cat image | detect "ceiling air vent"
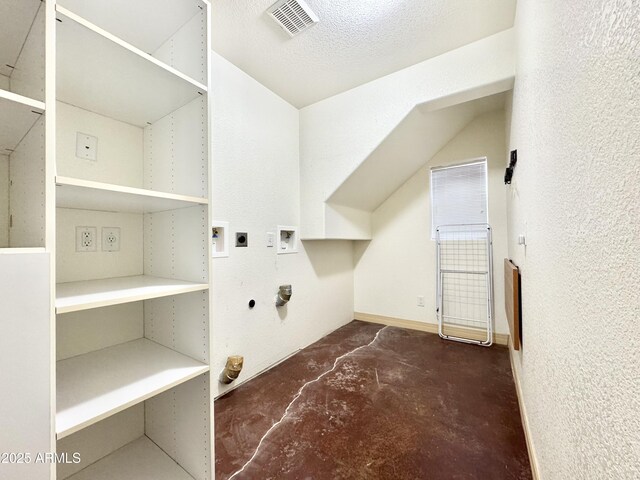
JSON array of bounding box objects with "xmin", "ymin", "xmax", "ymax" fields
[{"xmin": 268, "ymin": 0, "xmax": 319, "ymax": 37}]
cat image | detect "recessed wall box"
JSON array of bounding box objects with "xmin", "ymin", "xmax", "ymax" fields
[
  {"xmin": 276, "ymin": 225, "xmax": 298, "ymax": 254},
  {"xmin": 212, "ymin": 221, "xmax": 229, "ymax": 257}
]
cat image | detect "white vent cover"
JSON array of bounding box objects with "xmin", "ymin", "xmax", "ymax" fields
[{"xmin": 268, "ymin": 0, "xmax": 319, "ymax": 37}]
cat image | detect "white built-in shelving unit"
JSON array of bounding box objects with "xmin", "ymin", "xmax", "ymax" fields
[
  {"xmin": 0, "ymin": 1, "xmax": 213, "ymax": 479},
  {"xmin": 0, "ymin": 0, "xmax": 46, "ymax": 250}
]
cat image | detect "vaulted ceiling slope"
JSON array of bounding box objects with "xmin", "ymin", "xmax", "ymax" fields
[
  {"xmin": 327, "ymin": 92, "xmax": 508, "ymax": 212},
  {"xmin": 211, "ymin": 0, "xmax": 516, "ymax": 108}
]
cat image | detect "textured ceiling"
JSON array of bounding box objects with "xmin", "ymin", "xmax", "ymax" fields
[{"xmin": 211, "ymin": 0, "xmax": 516, "ymax": 108}]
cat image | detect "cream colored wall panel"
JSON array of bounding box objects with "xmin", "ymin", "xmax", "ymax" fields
[
  {"xmin": 57, "ymin": 303, "xmax": 143, "ymax": 361},
  {"xmin": 144, "ymin": 96, "xmax": 207, "ymax": 198},
  {"xmin": 56, "ymin": 208, "xmax": 143, "ymax": 283},
  {"xmin": 9, "ymin": 117, "xmax": 45, "ymax": 247},
  {"xmin": 354, "ymin": 110, "xmax": 509, "ymax": 334},
  {"xmin": 57, "ymin": 404, "xmax": 144, "ymax": 480},
  {"xmin": 146, "ymin": 375, "xmax": 211, "ymax": 480},
  {"xmin": 154, "ymin": 11, "xmax": 207, "ymax": 86},
  {"xmin": 144, "ymin": 206, "xmax": 208, "ymax": 283},
  {"xmin": 145, "ymin": 291, "xmax": 209, "ymax": 363},
  {"xmin": 0, "ymin": 0, "xmax": 40, "ymax": 78},
  {"xmin": 0, "ymin": 155, "xmax": 8, "ymax": 247},
  {"xmin": 0, "ymin": 251, "xmax": 51, "ymax": 480},
  {"xmin": 0, "ymin": 90, "xmax": 46, "ymax": 152},
  {"xmin": 0, "ymin": 75, "xmax": 9, "ymax": 90},
  {"xmin": 56, "ymin": 102, "xmax": 144, "ymax": 187},
  {"xmin": 9, "ymin": 4, "xmax": 45, "ymax": 102}
]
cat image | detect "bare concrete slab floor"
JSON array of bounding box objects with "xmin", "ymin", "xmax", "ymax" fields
[{"xmin": 215, "ymin": 320, "xmax": 532, "ymax": 479}]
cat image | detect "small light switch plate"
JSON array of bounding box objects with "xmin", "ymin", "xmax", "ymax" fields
[
  {"xmin": 417, "ymin": 295, "xmax": 425, "ymax": 307},
  {"xmin": 266, "ymin": 232, "xmax": 275, "ymax": 247},
  {"xmin": 76, "ymin": 132, "xmax": 98, "ymax": 161}
]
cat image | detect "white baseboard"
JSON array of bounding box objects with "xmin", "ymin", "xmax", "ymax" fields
[
  {"xmin": 354, "ymin": 312, "xmax": 509, "ymax": 346},
  {"xmin": 509, "ymin": 344, "xmax": 541, "ymax": 480}
]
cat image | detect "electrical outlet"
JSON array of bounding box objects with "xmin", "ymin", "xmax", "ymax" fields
[
  {"xmin": 266, "ymin": 232, "xmax": 275, "ymax": 247},
  {"xmin": 76, "ymin": 226, "xmax": 97, "ymax": 252},
  {"xmin": 235, "ymin": 232, "xmax": 248, "ymax": 247},
  {"xmin": 417, "ymin": 295, "xmax": 425, "ymax": 307},
  {"xmin": 102, "ymin": 227, "xmax": 120, "ymax": 252},
  {"xmin": 76, "ymin": 132, "xmax": 98, "ymax": 161}
]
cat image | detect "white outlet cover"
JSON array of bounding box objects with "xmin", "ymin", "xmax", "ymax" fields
[
  {"xmin": 102, "ymin": 227, "xmax": 121, "ymax": 252},
  {"xmin": 76, "ymin": 226, "xmax": 97, "ymax": 252},
  {"xmin": 266, "ymin": 232, "xmax": 275, "ymax": 247},
  {"xmin": 76, "ymin": 132, "xmax": 98, "ymax": 161},
  {"xmin": 417, "ymin": 295, "xmax": 425, "ymax": 307}
]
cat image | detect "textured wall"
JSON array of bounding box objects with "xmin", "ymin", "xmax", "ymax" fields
[
  {"xmin": 354, "ymin": 110, "xmax": 509, "ymax": 334},
  {"xmin": 211, "ymin": 52, "xmax": 355, "ymax": 397},
  {"xmin": 507, "ymin": 1, "xmax": 640, "ymax": 478},
  {"xmin": 299, "ymin": 29, "xmax": 515, "ymax": 239}
]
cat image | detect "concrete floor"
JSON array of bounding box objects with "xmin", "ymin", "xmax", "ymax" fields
[{"xmin": 215, "ymin": 320, "xmax": 532, "ymax": 479}]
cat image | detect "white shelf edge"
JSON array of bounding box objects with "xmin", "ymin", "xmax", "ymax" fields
[
  {"xmin": 0, "ymin": 247, "xmax": 46, "ymax": 254},
  {"xmin": 0, "ymin": 87, "xmax": 45, "ymax": 112},
  {"xmin": 56, "ymin": 339, "xmax": 210, "ymax": 439},
  {"xmin": 55, "ymin": 5, "xmax": 208, "ymax": 94},
  {"xmin": 56, "ymin": 176, "xmax": 209, "ymax": 206},
  {"xmin": 56, "ymin": 275, "xmax": 209, "ymax": 314}
]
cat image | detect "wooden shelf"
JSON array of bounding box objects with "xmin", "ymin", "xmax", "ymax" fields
[
  {"xmin": 56, "ymin": 275, "xmax": 209, "ymax": 314},
  {"xmin": 56, "ymin": 6, "xmax": 207, "ymax": 127},
  {"xmin": 0, "ymin": 88, "xmax": 45, "ymax": 153},
  {"xmin": 57, "ymin": 338, "xmax": 209, "ymax": 439},
  {"xmin": 56, "ymin": 176, "xmax": 208, "ymax": 214},
  {"xmin": 67, "ymin": 436, "xmax": 195, "ymax": 480}
]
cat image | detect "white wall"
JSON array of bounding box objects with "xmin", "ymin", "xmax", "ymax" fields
[
  {"xmin": 507, "ymin": 1, "xmax": 640, "ymax": 479},
  {"xmin": 211, "ymin": 52, "xmax": 354, "ymax": 397},
  {"xmin": 56, "ymin": 208, "xmax": 143, "ymax": 283},
  {"xmin": 299, "ymin": 29, "xmax": 515, "ymax": 239},
  {"xmin": 354, "ymin": 110, "xmax": 509, "ymax": 334},
  {"xmin": 56, "ymin": 101, "xmax": 143, "ymax": 188}
]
